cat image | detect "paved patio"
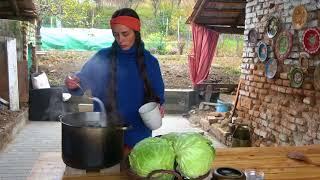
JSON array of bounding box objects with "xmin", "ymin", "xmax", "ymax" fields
[{"xmin": 0, "ymin": 115, "xmax": 225, "ymax": 180}]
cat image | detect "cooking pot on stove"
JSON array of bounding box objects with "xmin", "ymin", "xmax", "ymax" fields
[{"xmin": 59, "ymin": 112, "xmax": 129, "ymax": 170}]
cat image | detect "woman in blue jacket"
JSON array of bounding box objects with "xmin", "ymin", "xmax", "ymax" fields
[{"xmin": 65, "ymin": 8, "xmax": 165, "ymax": 153}]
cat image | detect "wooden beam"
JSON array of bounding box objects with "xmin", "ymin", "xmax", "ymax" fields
[
  {"xmin": 186, "ymin": 0, "xmax": 208, "ymax": 24},
  {"xmin": 208, "ymin": 0, "xmax": 245, "ymax": 2},
  {"xmin": 201, "ymin": 9, "xmax": 242, "ymax": 16},
  {"xmin": 5, "ymin": 37, "xmax": 20, "ymax": 111},
  {"xmin": 8, "ymin": 0, "xmax": 20, "ymax": 16},
  {"xmin": 200, "ymin": 13, "xmax": 240, "ymax": 18},
  {"xmin": 195, "ymin": 17, "xmax": 242, "ymax": 25},
  {"xmin": 207, "ymin": 26, "xmax": 244, "ymax": 34},
  {"xmin": 206, "ymin": 2, "xmax": 246, "ymax": 10}
]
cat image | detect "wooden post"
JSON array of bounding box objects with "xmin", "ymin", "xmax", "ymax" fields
[{"xmin": 6, "ymin": 38, "xmax": 19, "ymax": 111}]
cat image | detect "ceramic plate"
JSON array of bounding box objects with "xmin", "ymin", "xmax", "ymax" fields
[
  {"xmin": 257, "ymin": 41, "xmax": 269, "ymax": 62},
  {"xmin": 292, "ymin": 5, "xmax": 307, "ymax": 30},
  {"xmin": 266, "ymin": 16, "xmax": 280, "ymax": 38},
  {"xmin": 314, "ymin": 64, "xmax": 320, "ymax": 90},
  {"xmin": 302, "ymin": 28, "xmax": 320, "ymax": 55},
  {"xmin": 265, "ymin": 58, "xmax": 278, "ymax": 79},
  {"xmin": 289, "ymin": 67, "xmax": 304, "ymax": 88},
  {"xmin": 299, "ymin": 52, "xmax": 309, "ymax": 73},
  {"xmin": 248, "ymin": 28, "xmax": 258, "ymax": 43},
  {"xmin": 275, "ymin": 30, "xmax": 293, "ymax": 61}
]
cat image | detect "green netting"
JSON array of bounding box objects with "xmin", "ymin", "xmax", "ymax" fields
[{"xmin": 40, "ymin": 28, "xmax": 114, "ymax": 51}]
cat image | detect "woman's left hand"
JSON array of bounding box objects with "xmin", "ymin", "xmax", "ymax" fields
[{"xmin": 159, "ymin": 105, "xmax": 165, "ymax": 118}]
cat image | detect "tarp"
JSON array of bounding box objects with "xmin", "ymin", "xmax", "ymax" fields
[{"xmin": 40, "ymin": 28, "xmax": 114, "ymax": 51}]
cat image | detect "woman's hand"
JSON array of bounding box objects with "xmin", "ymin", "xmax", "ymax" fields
[
  {"xmin": 159, "ymin": 105, "xmax": 165, "ymax": 118},
  {"xmin": 65, "ymin": 74, "xmax": 80, "ymax": 90}
]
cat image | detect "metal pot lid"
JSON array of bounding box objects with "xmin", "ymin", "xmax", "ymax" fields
[
  {"xmin": 275, "ymin": 30, "xmax": 293, "ymax": 61},
  {"xmin": 257, "ymin": 41, "xmax": 269, "ymax": 62},
  {"xmin": 266, "ymin": 16, "xmax": 280, "ymax": 38},
  {"xmin": 248, "ymin": 28, "xmax": 258, "ymax": 44},
  {"xmin": 265, "ymin": 58, "xmax": 278, "ymax": 79},
  {"xmin": 289, "ymin": 67, "xmax": 304, "ymax": 88},
  {"xmin": 314, "ymin": 64, "xmax": 320, "ymax": 90},
  {"xmin": 292, "ymin": 5, "xmax": 308, "ymax": 30},
  {"xmin": 302, "ymin": 28, "xmax": 320, "ymax": 55}
]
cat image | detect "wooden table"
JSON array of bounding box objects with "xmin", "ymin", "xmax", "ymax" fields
[
  {"xmin": 28, "ymin": 145, "xmax": 320, "ymax": 180},
  {"xmin": 212, "ymin": 144, "xmax": 320, "ymax": 179}
]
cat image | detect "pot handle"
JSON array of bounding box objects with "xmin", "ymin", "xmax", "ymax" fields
[{"xmin": 147, "ymin": 169, "xmax": 183, "ymax": 180}]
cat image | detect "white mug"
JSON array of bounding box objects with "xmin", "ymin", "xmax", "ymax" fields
[{"xmin": 138, "ymin": 102, "xmax": 162, "ymax": 130}]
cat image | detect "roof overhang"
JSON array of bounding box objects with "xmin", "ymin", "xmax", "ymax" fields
[
  {"xmin": 187, "ymin": 0, "xmax": 246, "ymax": 34},
  {"xmin": 0, "ymin": 0, "xmax": 38, "ymax": 21}
]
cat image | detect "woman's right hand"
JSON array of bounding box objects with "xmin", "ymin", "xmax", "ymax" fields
[{"xmin": 65, "ymin": 74, "xmax": 80, "ymax": 90}]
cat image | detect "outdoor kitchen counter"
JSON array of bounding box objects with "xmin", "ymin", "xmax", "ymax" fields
[{"xmin": 28, "ymin": 144, "xmax": 320, "ymax": 180}]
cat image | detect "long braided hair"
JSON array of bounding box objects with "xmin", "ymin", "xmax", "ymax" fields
[{"xmin": 106, "ymin": 8, "xmax": 159, "ymax": 120}]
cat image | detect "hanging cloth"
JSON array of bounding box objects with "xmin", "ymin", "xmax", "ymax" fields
[{"xmin": 188, "ymin": 23, "xmax": 220, "ymax": 86}]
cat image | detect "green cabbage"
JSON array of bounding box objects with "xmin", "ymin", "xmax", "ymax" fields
[
  {"xmin": 161, "ymin": 132, "xmax": 179, "ymax": 143},
  {"xmin": 164, "ymin": 132, "xmax": 216, "ymax": 179},
  {"xmin": 129, "ymin": 137, "xmax": 176, "ymax": 179}
]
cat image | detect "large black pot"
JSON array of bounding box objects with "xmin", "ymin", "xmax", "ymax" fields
[{"xmin": 60, "ymin": 112, "xmax": 128, "ymax": 170}]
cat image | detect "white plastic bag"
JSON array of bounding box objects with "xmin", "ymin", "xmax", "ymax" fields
[{"xmin": 31, "ymin": 72, "xmax": 51, "ymax": 89}]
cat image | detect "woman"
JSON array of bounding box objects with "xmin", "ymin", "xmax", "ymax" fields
[{"xmin": 65, "ymin": 8, "xmax": 165, "ymax": 152}]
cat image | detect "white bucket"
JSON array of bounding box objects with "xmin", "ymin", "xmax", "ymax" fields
[{"xmin": 138, "ymin": 102, "xmax": 162, "ymax": 130}]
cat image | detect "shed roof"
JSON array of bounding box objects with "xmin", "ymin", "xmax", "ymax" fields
[
  {"xmin": 0, "ymin": 0, "xmax": 37, "ymax": 20},
  {"xmin": 187, "ymin": 0, "xmax": 246, "ymax": 34}
]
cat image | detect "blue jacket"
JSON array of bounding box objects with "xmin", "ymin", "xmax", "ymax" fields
[{"xmin": 70, "ymin": 46, "xmax": 165, "ymax": 147}]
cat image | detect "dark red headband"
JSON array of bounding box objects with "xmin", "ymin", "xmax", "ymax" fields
[{"xmin": 110, "ymin": 16, "xmax": 141, "ymax": 31}]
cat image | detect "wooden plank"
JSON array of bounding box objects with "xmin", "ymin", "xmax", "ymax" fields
[
  {"xmin": 201, "ymin": 9, "xmax": 242, "ymax": 16},
  {"xmin": 17, "ymin": 60, "xmax": 28, "ymax": 103},
  {"xmin": 213, "ymin": 145, "xmax": 320, "ymax": 179},
  {"xmin": 207, "ymin": 26, "xmax": 244, "ymax": 34},
  {"xmin": 6, "ymin": 37, "xmax": 19, "ymax": 111},
  {"xmin": 8, "ymin": 0, "xmax": 20, "ymax": 16},
  {"xmin": 195, "ymin": 17, "xmax": 242, "ymax": 25},
  {"xmin": 28, "ymin": 145, "xmax": 320, "ymax": 180},
  {"xmin": 206, "ymin": 2, "xmax": 246, "ymax": 10},
  {"xmin": 0, "ymin": 39, "xmax": 9, "ymax": 101}
]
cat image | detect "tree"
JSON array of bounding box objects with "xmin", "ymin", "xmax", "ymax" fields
[{"xmin": 93, "ymin": 0, "xmax": 143, "ymax": 9}]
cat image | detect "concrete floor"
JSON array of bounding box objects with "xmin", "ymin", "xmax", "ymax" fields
[{"xmin": 0, "ymin": 115, "xmax": 225, "ymax": 180}]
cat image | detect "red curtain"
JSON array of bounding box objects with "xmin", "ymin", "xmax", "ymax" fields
[{"xmin": 188, "ymin": 23, "xmax": 220, "ymax": 86}]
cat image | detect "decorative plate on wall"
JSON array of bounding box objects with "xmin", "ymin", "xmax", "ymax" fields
[
  {"xmin": 275, "ymin": 30, "xmax": 293, "ymax": 61},
  {"xmin": 292, "ymin": 5, "xmax": 308, "ymax": 30},
  {"xmin": 302, "ymin": 28, "xmax": 320, "ymax": 55},
  {"xmin": 314, "ymin": 64, "xmax": 320, "ymax": 90},
  {"xmin": 265, "ymin": 58, "xmax": 278, "ymax": 79},
  {"xmin": 257, "ymin": 41, "xmax": 269, "ymax": 62},
  {"xmin": 289, "ymin": 67, "xmax": 304, "ymax": 88},
  {"xmin": 266, "ymin": 16, "xmax": 280, "ymax": 38},
  {"xmin": 248, "ymin": 28, "xmax": 258, "ymax": 43}
]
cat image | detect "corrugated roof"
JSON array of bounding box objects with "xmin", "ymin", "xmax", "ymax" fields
[
  {"xmin": 187, "ymin": 0, "xmax": 246, "ymax": 34},
  {"xmin": 0, "ymin": 0, "xmax": 37, "ymax": 20}
]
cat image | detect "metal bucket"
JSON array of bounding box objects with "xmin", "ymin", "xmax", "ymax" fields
[{"xmin": 232, "ymin": 125, "xmax": 251, "ymax": 147}]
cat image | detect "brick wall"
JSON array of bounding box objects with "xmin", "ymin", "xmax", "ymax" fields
[{"xmin": 236, "ymin": 0, "xmax": 320, "ymax": 146}]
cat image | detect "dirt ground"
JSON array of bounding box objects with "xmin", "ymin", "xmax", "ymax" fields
[
  {"xmin": 37, "ymin": 51, "xmax": 241, "ymax": 88},
  {"xmin": 0, "ymin": 51, "xmax": 241, "ymax": 135}
]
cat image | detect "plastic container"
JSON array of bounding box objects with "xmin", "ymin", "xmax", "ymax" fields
[{"xmin": 216, "ymin": 100, "xmax": 231, "ymax": 112}]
